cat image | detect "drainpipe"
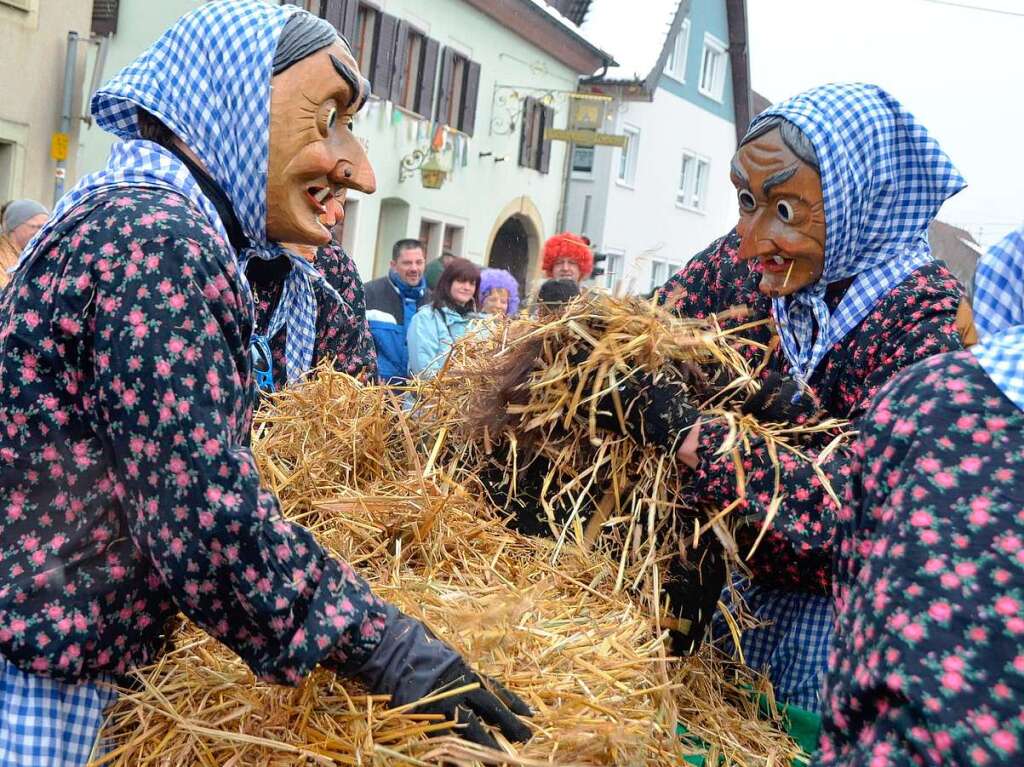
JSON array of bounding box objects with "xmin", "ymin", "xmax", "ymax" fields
[{"xmin": 54, "ymin": 31, "xmax": 79, "ymax": 204}]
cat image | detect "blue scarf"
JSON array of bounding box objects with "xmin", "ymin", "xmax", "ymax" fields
[
  {"xmin": 388, "ymin": 269, "xmax": 426, "ymax": 330},
  {"xmin": 972, "ymin": 226, "xmax": 1024, "ymax": 412}
]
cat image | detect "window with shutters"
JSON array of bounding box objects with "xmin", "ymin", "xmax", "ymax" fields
[
  {"xmin": 319, "ymin": 0, "xmax": 359, "ymax": 47},
  {"xmin": 91, "ymin": 0, "xmax": 119, "ymax": 35},
  {"xmin": 435, "ymin": 49, "xmax": 481, "ymax": 136},
  {"xmin": 397, "ymin": 31, "xmax": 423, "ymax": 111},
  {"xmin": 518, "ymin": 97, "xmax": 554, "ymax": 174},
  {"xmin": 353, "ymin": 4, "xmax": 379, "ymax": 76}
]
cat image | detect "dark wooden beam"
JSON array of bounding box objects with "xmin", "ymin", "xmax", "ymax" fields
[{"xmin": 460, "ymin": 0, "xmax": 612, "ymax": 75}]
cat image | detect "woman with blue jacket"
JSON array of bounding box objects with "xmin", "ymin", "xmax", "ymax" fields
[{"xmin": 408, "ymin": 257, "xmax": 482, "ymax": 378}]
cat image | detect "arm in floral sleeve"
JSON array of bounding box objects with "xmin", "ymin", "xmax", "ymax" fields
[
  {"xmin": 316, "ymin": 244, "xmax": 377, "ymax": 380},
  {"xmin": 656, "ymin": 230, "xmax": 737, "ymax": 317},
  {"xmin": 92, "ymin": 230, "xmax": 388, "ymax": 684},
  {"xmin": 689, "ymin": 265, "xmax": 966, "ymax": 592}
]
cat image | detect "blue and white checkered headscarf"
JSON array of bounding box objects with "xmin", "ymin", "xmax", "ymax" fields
[
  {"xmin": 18, "ymin": 0, "xmax": 336, "ymax": 385},
  {"xmin": 971, "ymin": 226, "xmax": 1024, "ymax": 412},
  {"xmin": 748, "ymin": 83, "xmax": 966, "ymax": 385},
  {"xmin": 973, "ymin": 227, "xmax": 1024, "ymax": 340}
]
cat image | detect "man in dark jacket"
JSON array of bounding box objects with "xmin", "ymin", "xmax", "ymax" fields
[{"xmin": 364, "ymin": 238, "xmax": 429, "ymax": 381}]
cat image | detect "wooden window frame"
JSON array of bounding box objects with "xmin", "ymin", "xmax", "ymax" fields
[{"xmin": 436, "ymin": 48, "xmax": 481, "ymax": 136}]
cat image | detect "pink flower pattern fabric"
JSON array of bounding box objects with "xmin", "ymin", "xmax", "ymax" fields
[
  {"xmin": 250, "ymin": 243, "xmax": 377, "ymax": 389},
  {"xmin": 0, "ymin": 189, "xmax": 388, "ymax": 684},
  {"xmin": 811, "ymin": 351, "xmax": 1023, "ymax": 766},
  {"xmin": 658, "ymin": 228, "xmax": 965, "ymax": 591}
]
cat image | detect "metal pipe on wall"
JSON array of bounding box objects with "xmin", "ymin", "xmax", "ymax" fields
[{"xmin": 54, "ymin": 31, "xmax": 80, "ymax": 204}]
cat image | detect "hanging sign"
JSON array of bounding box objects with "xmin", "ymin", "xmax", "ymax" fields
[{"xmin": 543, "ymin": 128, "xmax": 627, "ymax": 148}]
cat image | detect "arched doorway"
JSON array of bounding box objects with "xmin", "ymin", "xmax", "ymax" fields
[{"xmin": 488, "ymin": 215, "xmax": 531, "ymax": 291}]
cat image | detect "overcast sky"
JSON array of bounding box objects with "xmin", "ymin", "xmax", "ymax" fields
[{"xmin": 746, "ymin": 0, "xmax": 1024, "ymax": 246}]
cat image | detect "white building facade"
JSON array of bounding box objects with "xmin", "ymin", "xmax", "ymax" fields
[
  {"xmin": 76, "ymin": 0, "xmax": 611, "ymax": 290},
  {"xmin": 564, "ymin": 0, "xmax": 753, "ymax": 294}
]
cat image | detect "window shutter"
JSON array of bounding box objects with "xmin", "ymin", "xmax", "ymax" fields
[
  {"xmin": 539, "ymin": 104, "xmax": 554, "ymax": 174},
  {"xmin": 91, "ymin": 0, "xmax": 120, "ymax": 36},
  {"xmin": 435, "ymin": 48, "xmax": 456, "ymax": 128},
  {"xmin": 321, "ymin": 0, "xmax": 358, "ymax": 47},
  {"xmin": 390, "ymin": 20, "xmax": 411, "ymax": 104},
  {"xmin": 518, "ymin": 97, "xmax": 536, "ymax": 168},
  {"xmin": 416, "ymin": 37, "xmax": 440, "ymax": 120},
  {"xmin": 371, "ymin": 13, "xmax": 399, "ymax": 100},
  {"xmin": 459, "ymin": 60, "xmax": 481, "ymax": 136}
]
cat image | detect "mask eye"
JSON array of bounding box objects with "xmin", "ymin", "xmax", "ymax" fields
[
  {"xmin": 777, "ymin": 200, "xmax": 795, "ymax": 223},
  {"xmin": 318, "ymin": 104, "xmax": 339, "ymax": 137},
  {"xmin": 737, "ymin": 190, "xmax": 756, "ymax": 212}
]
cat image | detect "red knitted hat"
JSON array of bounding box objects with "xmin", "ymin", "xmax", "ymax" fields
[{"xmin": 541, "ymin": 232, "xmax": 593, "ymax": 279}]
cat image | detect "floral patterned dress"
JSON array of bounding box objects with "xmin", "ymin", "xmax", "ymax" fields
[
  {"xmin": 248, "ymin": 243, "xmax": 377, "ymax": 390},
  {"xmin": 0, "ymin": 189, "xmax": 388, "ymax": 684},
  {"xmin": 659, "ymin": 228, "xmax": 966, "ymax": 591},
  {"xmin": 781, "ymin": 351, "xmax": 1024, "ymax": 766},
  {"xmin": 658, "ymin": 228, "xmax": 966, "ymax": 711}
]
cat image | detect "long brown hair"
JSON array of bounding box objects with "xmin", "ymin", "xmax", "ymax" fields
[{"xmin": 432, "ymin": 257, "xmax": 481, "ymax": 312}]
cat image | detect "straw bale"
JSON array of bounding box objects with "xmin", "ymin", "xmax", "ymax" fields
[{"xmin": 96, "ymin": 364, "xmax": 808, "ymax": 766}]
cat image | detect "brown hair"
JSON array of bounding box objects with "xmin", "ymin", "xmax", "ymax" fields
[{"xmin": 432, "ymin": 257, "xmax": 481, "ymax": 311}]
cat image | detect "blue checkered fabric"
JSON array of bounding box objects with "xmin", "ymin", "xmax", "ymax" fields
[
  {"xmin": 971, "ymin": 227, "xmax": 1024, "ymax": 412},
  {"xmin": 973, "ymin": 227, "xmax": 1024, "ymax": 339},
  {"xmin": 19, "ymin": 0, "xmax": 332, "ymax": 385},
  {"xmin": 714, "ymin": 579, "xmax": 833, "ymax": 713},
  {"xmin": 748, "ymin": 83, "xmax": 966, "ymax": 385},
  {"xmin": 0, "ymin": 654, "xmax": 116, "ymax": 767}
]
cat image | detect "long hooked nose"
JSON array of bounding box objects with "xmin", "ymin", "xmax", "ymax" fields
[{"xmin": 330, "ymin": 135, "xmax": 376, "ymax": 195}]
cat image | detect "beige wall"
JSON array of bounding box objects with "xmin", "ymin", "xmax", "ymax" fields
[{"xmin": 0, "ymin": 0, "xmax": 93, "ymax": 207}]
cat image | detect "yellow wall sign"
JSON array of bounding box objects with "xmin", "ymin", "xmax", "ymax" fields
[
  {"xmin": 50, "ymin": 132, "xmax": 69, "ymax": 162},
  {"xmin": 543, "ymin": 128, "xmax": 627, "ymax": 148}
]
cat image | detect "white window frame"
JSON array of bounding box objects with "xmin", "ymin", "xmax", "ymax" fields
[
  {"xmin": 649, "ymin": 259, "xmax": 682, "ymax": 294},
  {"xmin": 664, "ymin": 19, "xmax": 691, "ymax": 83},
  {"xmin": 571, "ymin": 144, "xmax": 595, "ymax": 179},
  {"xmin": 617, "ymin": 125, "xmax": 640, "ymax": 188},
  {"xmin": 698, "ymin": 32, "xmax": 727, "ymax": 102},
  {"xmin": 676, "ymin": 150, "xmax": 711, "ymax": 212},
  {"xmin": 601, "ymin": 250, "xmax": 624, "ymax": 289}
]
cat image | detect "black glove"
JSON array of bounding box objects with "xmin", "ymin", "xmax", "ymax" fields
[
  {"xmin": 591, "ymin": 371, "xmax": 699, "ymax": 451},
  {"xmin": 354, "ymin": 605, "xmax": 532, "ymax": 749},
  {"xmin": 740, "ymin": 373, "xmax": 820, "ymax": 425},
  {"xmin": 662, "ymin": 534, "xmax": 727, "ymax": 655}
]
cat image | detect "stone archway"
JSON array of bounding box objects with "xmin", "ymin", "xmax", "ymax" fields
[
  {"xmin": 485, "ymin": 196, "xmax": 544, "ymax": 295},
  {"xmin": 488, "ymin": 216, "xmax": 530, "ymax": 291}
]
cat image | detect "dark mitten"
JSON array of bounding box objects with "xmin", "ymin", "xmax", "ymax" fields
[
  {"xmin": 740, "ymin": 372, "xmax": 820, "ymax": 425},
  {"xmin": 591, "ymin": 371, "xmax": 698, "ymax": 451},
  {"xmin": 662, "ymin": 535, "xmax": 727, "ymax": 655},
  {"xmin": 353, "ymin": 605, "xmax": 532, "ymax": 749}
]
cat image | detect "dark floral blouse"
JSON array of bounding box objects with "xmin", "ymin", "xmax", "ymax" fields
[
  {"xmin": 0, "ymin": 189, "xmax": 388, "ymax": 684},
  {"xmin": 658, "ymin": 229, "xmax": 966, "ymax": 592},
  {"xmin": 790, "ymin": 351, "xmax": 1024, "ymax": 766},
  {"xmin": 248, "ymin": 243, "xmax": 377, "ymax": 390}
]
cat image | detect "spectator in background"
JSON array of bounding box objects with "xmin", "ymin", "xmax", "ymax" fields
[
  {"xmin": 424, "ymin": 249, "xmax": 456, "ymax": 290},
  {"xmin": 364, "ymin": 238, "xmax": 429, "ymax": 381},
  {"xmin": 541, "ymin": 232, "xmax": 593, "ymax": 285},
  {"xmin": 0, "ymin": 199, "xmax": 48, "ymax": 285},
  {"xmin": 479, "ymin": 267, "xmax": 520, "ymax": 316},
  {"xmin": 408, "ymin": 257, "xmax": 481, "ymax": 378},
  {"xmin": 535, "ymin": 278, "xmax": 581, "ymax": 320}
]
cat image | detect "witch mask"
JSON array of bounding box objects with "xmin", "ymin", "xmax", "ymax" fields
[
  {"xmin": 267, "ymin": 39, "xmax": 375, "ymax": 246},
  {"xmin": 731, "ymin": 125, "xmax": 826, "ymax": 297}
]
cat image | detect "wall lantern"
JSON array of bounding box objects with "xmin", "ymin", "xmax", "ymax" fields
[{"xmin": 399, "ymin": 147, "xmax": 451, "ymax": 190}]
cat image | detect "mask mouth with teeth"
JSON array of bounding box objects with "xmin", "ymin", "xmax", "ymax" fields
[{"xmin": 265, "ymin": 39, "xmax": 376, "ymax": 246}]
